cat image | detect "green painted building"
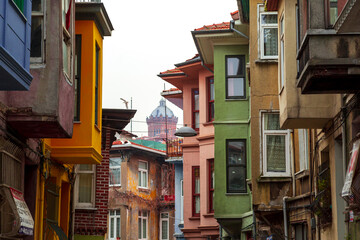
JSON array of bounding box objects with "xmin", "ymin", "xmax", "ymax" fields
[{"xmin": 193, "ymin": 17, "xmax": 253, "ymax": 240}]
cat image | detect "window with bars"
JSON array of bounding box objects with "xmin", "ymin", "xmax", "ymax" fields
[
  {"xmin": 109, "ymin": 210, "xmax": 120, "ymax": 240},
  {"xmin": 258, "ymin": 5, "xmax": 278, "ymax": 59},
  {"xmin": 227, "ymin": 140, "xmax": 247, "ymax": 193},
  {"xmin": 226, "ymin": 56, "xmax": 246, "ymax": 99},
  {"xmin": 138, "ymin": 161, "xmax": 148, "ymax": 188},
  {"xmin": 159, "ymin": 212, "xmax": 169, "ymax": 240},
  {"xmin": 192, "ymin": 166, "xmax": 200, "ymax": 217},
  {"xmin": 138, "ymin": 211, "xmax": 148, "ymax": 240},
  {"xmin": 192, "ymin": 89, "xmax": 200, "ymax": 131},
  {"xmin": 262, "ymin": 112, "xmax": 291, "ymax": 177},
  {"xmin": 110, "ymin": 158, "xmax": 121, "ymax": 186}
]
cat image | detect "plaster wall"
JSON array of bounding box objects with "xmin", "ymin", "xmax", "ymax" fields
[{"xmin": 174, "ymin": 162, "xmax": 184, "ymax": 236}]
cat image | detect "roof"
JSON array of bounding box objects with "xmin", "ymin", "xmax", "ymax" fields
[
  {"xmin": 159, "ymin": 68, "xmax": 184, "ymax": 75},
  {"xmin": 110, "ymin": 139, "xmax": 166, "ymax": 158},
  {"xmin": 102, "ymin": 108, "xmax": 137, "ymax": 131},
  {"xmin": 148, "ymin": 99, "xmax": 176, "ymax": 118},
  {"xmin": 194, "ymin": 22, "xmax": 230, "ymax": 31},
  {"xmin": 129, "ymin": 139, "xmax": 166, "ymax": 152},
  {"xmin": 231, "ymin": 10, "xmax": 240, "ymax": 20},
  {"xmin": 175, "ymin": 54, "xmax": 201, "ymax": 67}
]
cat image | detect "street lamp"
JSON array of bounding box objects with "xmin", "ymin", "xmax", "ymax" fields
[{"xmin": 174, "ymin": 125, "xmax": 197, "ymax": 137}]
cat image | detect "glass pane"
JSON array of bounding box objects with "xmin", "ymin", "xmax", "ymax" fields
[
  {"xmin": 195, "ymin": 178, "xmax": 200, "ymax": 194},
  {"xmin": 110, "ymin": 210, "xmax": 114, "ymax": 216},
  {"xmin": 138, "ymin": 218, "xmax": 141, "ymax": 238},
  {"xmin": 228, "ymin": 141, "xmax": 246, "ymax": 165},
  {"xmin": 139, "ymin": 161, "xmax": 147, "ymax": 170},
  {"xmin": 210, "ymin": 102, "xmax": 214, "ymax": 121},
  {"xmin": 31, "ymin": 17, "xmax": 42, "ymax": 58},
  {"xmin": 110, "ymin": 168, "xmax": 121, "ymax": 185},
  {"xmin": 142, "ymin": 218, "xmax": 147, "ymax": 238},
  {"xmin": 261, "ymin": 14, "xmax": 278, "ymax": 24},
  {"xmin": 79, "ymin": 164, "xmax": 92, "ymax": 171},
  {"xmin": 110, "ymin": 218, "xmax": 114, "ymax": 238},
  {"xmin": 227, "ymin": 78, "xmax": 244, "ymax": 97},
  {"xmin": 227, "ymin": 57, "xmax": 243, "ymax": 76},
  {"xmin": 32, "ymin": 0, "xmax": 42, "ymax": 11},
  {"xmin": 228, "ymin": 166, "xmax": 246, "ymax": 192},
  {"xmin": 264, "ymin": 113, "xmax": 280, "ymax": 130},
  {"xmin": 195, "ymin": 196, "xmax": 200, "ymax": 214},
  {"xmin": 63, "ymin": 40, "xmax": 69, "ymax": 74},
  {"xmin": 161, "ymin": 220, "xmax": 168, "ymax": 239},
  {"xmin": 161, "ymin": 213, "xmax": 168, "ymax": 218},
  {"xmin": 210, "ymin": 79, "xmax": 214, "ymax": 100},
  {"xmin": 329, "ymin": 0, "xmax": 338, "ymax": 26},
  {"xmin": 78, "ymin": 174, "xmax": 92, "ymax": 203},
  {"xmin": 116, "ymin": 217, "xmax": 120, "ymax": 237},
  {"xmin": 110, "ymin": 158, "xmax": 122, "ymax": 167},
  {"xmin": 263, "ymin": 28, "xmax": 278, "ymax": 56},
  {"xmin": 266, "ymin": 135, "xmax": 286, "ymax": 172},
  {"xmin": 195, "ymin": 112, "xmax": 200, "ymax": 129},
  {"xmin": 138, "ymin": 171, "xmax": 142, "ymax": 186},
  {"xmin": 143, "ymin": 211, "xmax": 147, "ymax": 217},
  {"xmin": 194, "ymin": 91, "xmax": 199, "ymax": 110},
  {"xmin": 142, "ymin": 172, "xmax": 147, "ymax": 188},
  {"xmin": 116, "ymin": 210, "xmax": 120, "ymax": 215}
]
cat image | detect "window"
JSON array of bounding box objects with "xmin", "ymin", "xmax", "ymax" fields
[
  {"xmin": 226, "ymin": 56, "xmax": 246, "ymax": 99},
  {"xmin": 280, "ymin": 14, "xmax": 284, "ymax": 89},
  {"xmin": 258, "ymin": 5, "xmax": 278, "ymax": 59},
  {"xmin": 208, "ymin": 159, "xmax": 214, "ymax": 212},
  {"xmin": 95, "ymin": 43, "xmax": 100, "ymax": 126},
  {"xmin": 62, "ymin": 0, "xmax": 72, "ymax": 81},
  {"xmin": 138, "ymin": 211, "xmax": 148, "ymax": 240},
  {"xmin": 208, "ymin": 77, "xmax": 214, "ymax": 121},
  {"xmin": 192, "ymin": 166, "xmax": 200, "ymax": 217},
  {"xmin": 298, "ymin": 129, "xmax": 309, "ymax": 172},
  {"xmin": 262, "ymin": 112, "xmax": 290, "ymax": 177},
  {"xmin": 192, "ymin": 89, "xmax": 199, "ymax": 131},
  {"xmin": 294, "ymin": 223, "xmax": 307, "ymax": 240},
  {"xmin": 180, "ymin": 179, "xmax": 184, "ymax": 224},
  {"xmin": 74, "ymin": 35, "xmax": 82, "ymax": 121},
  {"xmin": 75, "ymin": 164, "xmax": 95, "ymax": 208},
  {"xmin": 109, "ymin": 210, "xmax": 120, "ymax": 240},
  {"xmin": 227, "ymin": 140, "xmax": 247, "ymax": 193},
  {"xmin": 110, "ymin": 158, "xmax": 122, "ymax": 186},
  {"xmin": 31, "ymin": 0, "xmax": 45, "ymax": 62},
  {"xmin": 326, "ymin": 0, "xmax": 338, "ymax": 27},
  {"xmin": 138, "ymin": 161, "xmax": 148, "ymax": 188},
  {"xmin": 159, "ymin": 212, "xmax": 169, "ymax": 240}
]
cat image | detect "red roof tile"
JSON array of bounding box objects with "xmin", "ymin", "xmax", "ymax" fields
[
  {"xmin": 162, "ymin": 88, "xmax": 180, "ymax": 93},
  {"xmin": 159, "ymin": 68, "xmax": 183, "ymax": 75},
  {"xmin": 231, "ymin": 10, "xmax": 240, "ymax": 20},
  {"xmin": 194, "ymin": 22, "xmax": 230, "ymax": 31}
]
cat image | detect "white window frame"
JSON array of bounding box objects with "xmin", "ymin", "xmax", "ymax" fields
[
  {"xmin": 298, "ymin": 129, "xmax": 309, "ymax": 172},
  {"xmin": 138, "ymin": 210, "xmax": 148, "ymax": 240},
  {"xmin": 180, "ymin": 179, "xmax": 184, "ymax": 224},
  {"xmin": 62, "ymin": 0, "xmax": 72, "ymax": 83},
  {"xmin": 159, "ymin": 212, "xmax": 169, "ymax": 240},
  {"xmin": 74, "ymin": 164, "xmax": 95, "ymax": 209},
  {"xmin": 109, "ymin": 157, "xmax": 121, "ymax": 187},
  {"xmin": 30, "ymin": 0, "xmax": 46, "ymax": 64},
  {"xmin": 138, "ymin": 161, "xmax": 148, "ymax": 189},
  {"xmin": 109, "ymin": 209, "xmax": 121, "ymax": 240},
  {"xmin": 258, "ymin": 4, "xmax": 278, "ymax": 60},
  {"xmin": 261, "ymin": 111, "xmax": 291, "ymax": 177},
  {"xmin": 280, "ymin": 13, "xmax": 285, "ymax": 90}
]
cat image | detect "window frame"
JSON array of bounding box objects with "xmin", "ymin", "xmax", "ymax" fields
[
  {"xmin": 30, "ymin": 0, "xmax": 45, "ymax": 63},
  {"xmin": 180, "ymin": 179, "xmax": 184, "ymax": 224},
  {"xmin": 225, "ymin": 55, "xmax": 246, "ymax": 99},
  {"xmin": 261, "ymin": 111, "xmax": 291, "ymax": 177},
  {"xmin": 138, "ymin": 160, "xmax": 148, "ymax": 189},
  {"xmin": 207, "ymin": 77, "xmax": 215, "ymax": 122},
  {"xmin": 138, "ymin": 210, "xmax": 148, "ymax": 240},
  {"xmin": 208, "ymin": 159, "xmax": 214, "ymax": 213},
  {"xmin": 258, "ymin": 4, "xmax": 278, "ymax": 59},
  {"xmin": 226, "ymin": 139, "xmax": 247, "ymax": 193},
  {"xmin": 192, "ymin": 166, "xmax": 200, "ymax": 217},
  {"xmin": 159, "ymin": 212, "xmax": 169, "ymax": 240},
  {"xmin": 109, "ymin": 157, "xmax": 122, "ymax": 187},
  {"xmin": 109, "ymin": 209, "xmax": 121, "ymax": 240},
  {"xmin": 192, "ymin": 89, "xmax": 200, "ymax": 131},
  {"xmin": 62, "ymin": 0, "xmax": 72, "ymax": 83},
  {"xmin": 298, "ymin": 129, "xmax": 309, "ymax": 172},
  {"xmin": 74, "ymin": 34, "xmax": 82, "ymax": 121},
  {"xmin": 95, "ymin": 42, "xmax": 100, "ymax": 127},
  {"xmin": 75, "ymin": 164, "xmax": 95, "ymax": 209},
  {"xmin": 279, "ymin": 13, "xmax": 285, "ymax": 90}
]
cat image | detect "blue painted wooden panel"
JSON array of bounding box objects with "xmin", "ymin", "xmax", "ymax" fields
[{"xmin": 5, "ymin": 26, "xmax": 25, "ymax": 66}]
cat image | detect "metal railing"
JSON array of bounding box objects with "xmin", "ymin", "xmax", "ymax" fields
[{"xmin": 166, "ymin": 139, "xmax": 183, "ymax": 158}]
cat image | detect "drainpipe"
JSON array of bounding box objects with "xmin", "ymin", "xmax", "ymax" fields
[
  {"xmin": 341, "ymin": 94, "xmax": 349, "ymax": 235},
  {"xmin": 230, "ymin": 21, "xmax": 249, "ymax": 39},
  {"xmin": 219, "ymin": 225, "xmax": 222, "ymax": 239},
  {"xmin": 283, "ymin": 197, "xmax": 289, "ymax": 240}
]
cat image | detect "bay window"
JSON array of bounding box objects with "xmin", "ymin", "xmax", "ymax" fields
[
  {"xmin": 227, "ymin": 140, "xmax": 247, "ymax": 193},
  {"xmin": 262, "ymin": 112, "xmax": 290, "ymax": 177},
  {"xmin": 226, "ymin": 56, "xmax": 246, "ymax": 99},
  {"xmin": 258, "ymin": 5, "xmax": 278, "ymax": 59},
  {"xmin": 192, "ymin": 166, "xmax": 200, "ymax": 217}
]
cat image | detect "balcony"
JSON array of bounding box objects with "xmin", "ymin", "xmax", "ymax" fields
[{"xmin": 166, "ymin": 139, "xmax": 183, "ymax": 158}]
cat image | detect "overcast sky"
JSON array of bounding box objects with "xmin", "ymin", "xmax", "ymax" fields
[{"xmin": 101, "ymin": 0, "xmax": 238, "ymax": 137}]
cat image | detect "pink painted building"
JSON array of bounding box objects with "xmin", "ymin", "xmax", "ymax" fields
[{"xmin": 159, "ymin": 55, "xmax": 218, "ymax": 239}]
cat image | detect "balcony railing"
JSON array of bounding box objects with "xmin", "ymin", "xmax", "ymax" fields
[
  {"xmin": 166, "ymin": 139, "xmax": 183, "ymax": 158},
  {"xmin": 75, "ymin": 0, "xmax": 101, "ymax": 3}
]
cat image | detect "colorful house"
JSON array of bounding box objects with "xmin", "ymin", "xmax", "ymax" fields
[
  {"xmin": 159, "ymin": 55, "xmax": 218, "ymax": 239},
  {"xmin": 192, "ymin": 12, "xmax": 253, "ymax": 239},
  {"xmin": 108, "ymin": 139, "xmax": 175, "ymax": 240}
]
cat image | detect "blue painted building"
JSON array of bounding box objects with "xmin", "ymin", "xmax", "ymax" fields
[{"xmin": 0, "ymin": 0, "xmax": 32, "ymax": 90}]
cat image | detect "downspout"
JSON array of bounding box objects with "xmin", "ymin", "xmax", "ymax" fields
[
  {"xmin": 230, "ymin": 21, "xmax": 249, "ymax": 39},
  {"xmin": 341, "ymin": 94, "xmax": 349, "ymax": 235},
  {"xmin": 283, "ymin": 197, "xmax": 289, "ymax": 240}
]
